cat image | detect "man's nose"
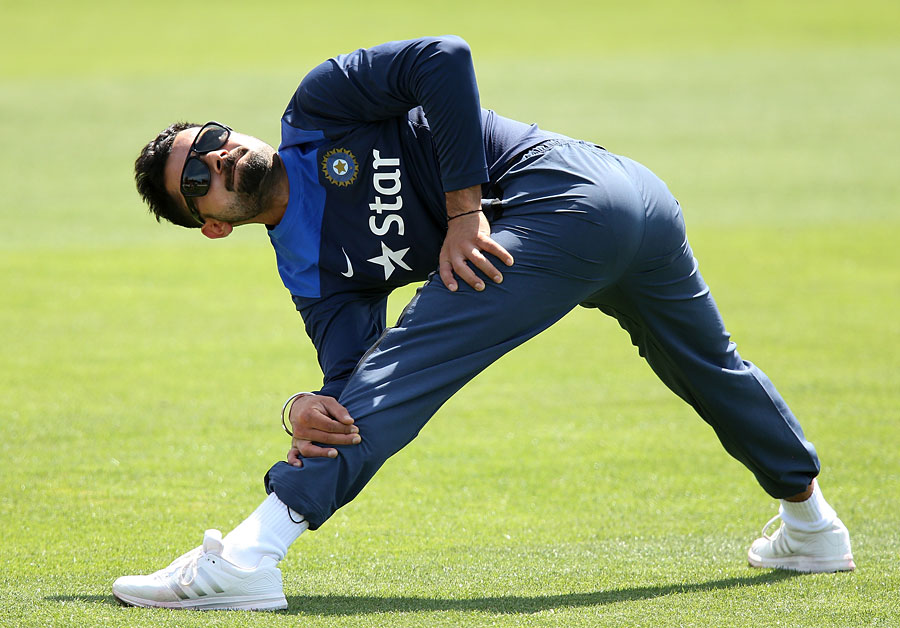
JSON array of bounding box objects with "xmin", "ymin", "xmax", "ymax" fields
[{"xmin": 201, "ymin": 149, "xmax": 229, "ymax": 174}]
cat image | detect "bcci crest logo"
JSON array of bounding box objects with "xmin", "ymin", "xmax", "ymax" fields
[{"xmin": 322, "ymin": 148, "xmax": 358, "ymax": 187}]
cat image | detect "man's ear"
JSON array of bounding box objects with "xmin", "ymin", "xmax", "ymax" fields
[{"xmin": 200, "ymin": 220, "xmax": 233, "ymax": 239}]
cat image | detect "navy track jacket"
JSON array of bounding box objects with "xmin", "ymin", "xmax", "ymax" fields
[{"xmin": 270, "ymin": 36, "xmax": 559, "ymax": 398}]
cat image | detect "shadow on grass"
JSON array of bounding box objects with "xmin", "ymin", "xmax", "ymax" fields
[
  {"xmin": 285, "ymin": 571, "xmax": 799, "ymax": 615},
  {"xmin": 46, "ymin": 570, "xmax": 799, "ymax": 615},
  {"xmin": 45, "ymin": 595, "xmax": 120, "ymax": 607}
]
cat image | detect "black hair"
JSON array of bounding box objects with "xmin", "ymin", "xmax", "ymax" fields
[{"xmin": 134, "ymin": 121, "xmax": 202, "ymax": 228}]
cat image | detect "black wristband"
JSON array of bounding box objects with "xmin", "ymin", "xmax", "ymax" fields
[{"xmin": 447, "ymin": 209, "xmax": 483, "ymax": 221}]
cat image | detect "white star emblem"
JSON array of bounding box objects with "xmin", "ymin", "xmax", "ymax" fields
[{"xmin": 367, "ymin": 241, "xmax": 412, "ymax": 280}]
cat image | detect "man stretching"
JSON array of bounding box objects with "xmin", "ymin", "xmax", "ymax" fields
[{"xmin": 114, "ymin": 36, "xmax": 854, "ymax": 610}]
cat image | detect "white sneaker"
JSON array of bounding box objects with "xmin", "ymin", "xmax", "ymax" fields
[
  {"xmin": 112, "ymin": 529, "xmax": 288, "ymax": 610},
  {"xmin": 747, "ymin": 515, "xmax": 856, "ymax": 573}
]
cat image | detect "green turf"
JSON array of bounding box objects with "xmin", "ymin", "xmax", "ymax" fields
[{"xmin": 2, "ymin": 1, "xmax": 899, "ymax": 626}]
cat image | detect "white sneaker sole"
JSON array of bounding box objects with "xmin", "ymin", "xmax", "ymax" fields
[
  {"xmin": 747, "ymin": 551, "xmax": 856, "ymax": 573},
  {"xmin": 113, "ymin": 590, "xmax": 288, "ymax": 611}
]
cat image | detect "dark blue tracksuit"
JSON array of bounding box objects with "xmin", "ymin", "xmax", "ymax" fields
[{"xmin": 264, "ymin": 36, "xmax": 820, "ymax": 529}]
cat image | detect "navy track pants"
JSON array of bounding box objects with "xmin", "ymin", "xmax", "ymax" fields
[{"xmin": 266, "ymin": 141, "xmax": 820, "ymax": 529}]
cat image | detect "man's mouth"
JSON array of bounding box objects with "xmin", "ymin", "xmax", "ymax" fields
[{"xmin": 225, "ymin": 147, "xmax": 250, "ymax": 192}]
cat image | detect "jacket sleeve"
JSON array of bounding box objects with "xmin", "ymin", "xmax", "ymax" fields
[
  {"xmin": 283, "ymin": 35, "xmax": 488, "ymax": 192},
  {"xmin": 292, "ymin": 289, "xmax": 391, "ymax": 400}
]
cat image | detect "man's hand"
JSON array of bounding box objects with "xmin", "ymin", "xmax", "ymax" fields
[
  {"xmin": 440, "ymin": 185, "xmax": 514, "ymax": 292},
  {"xmin": 286, "ymin": 395, "xmax": 361, "ymax": 467}
]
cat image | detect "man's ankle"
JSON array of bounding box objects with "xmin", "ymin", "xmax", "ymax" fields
[
  {"xmin": 784, "ymin": 481, "xmax": 814, "ymax": 503},
  {"xmin": 221, "ymin": 493, "xmax": 308, "ymax": 569},
  {"xmin": 779, "ymin": 480, "xmax": 836, "ymax": 533}
]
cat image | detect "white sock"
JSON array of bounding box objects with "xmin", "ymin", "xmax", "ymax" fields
[
  {"xmin": 779, "ymin": 481, "xmax": 837, "ymax": 533},
  {"xmin": 221, "ymin": 493, "xmax": 309, "ymax": 568}
]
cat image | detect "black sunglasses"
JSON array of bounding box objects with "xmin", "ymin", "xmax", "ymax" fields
[{"xmin": 179, "ymin": 121, "xmax": 232, "ymax": 226}]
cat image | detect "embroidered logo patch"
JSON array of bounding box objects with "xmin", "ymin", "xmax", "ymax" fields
[{"xmin": 322, "ymin": 148, "xmax": 358, "ymax": 186}]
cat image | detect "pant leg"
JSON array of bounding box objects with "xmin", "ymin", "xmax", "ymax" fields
[
  {"xmin": 581, "ymin": 156, "xmax": 820, "ymax": 498},
  {"xmin": 266, "ymin": 142, "xmax": 647, "ymax": 529}
]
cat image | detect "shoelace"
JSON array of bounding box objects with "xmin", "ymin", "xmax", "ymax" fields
[
  {"xmin": 157, "ymin": 547, "xmax": 203, "ymax": 587},
  {"xmin": 761, "ymin": 514, "xmax": 782, "ymax": 541},
  {"xmin": 177, "ymin": 550, "xmax": 204, "ymax": 587},
  {"xmin": 760, "ymin": 514, "xmax": 795, "ymax": 555}
]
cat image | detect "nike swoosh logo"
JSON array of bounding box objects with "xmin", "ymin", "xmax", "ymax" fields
[{"xmin": 341, "ymin": 247, "xmax": 354, "ymax": 278}]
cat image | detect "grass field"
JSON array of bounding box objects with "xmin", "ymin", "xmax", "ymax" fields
[{"xmin": 2, "ymin": 1, "xmax": 899, "ymax": 626}]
